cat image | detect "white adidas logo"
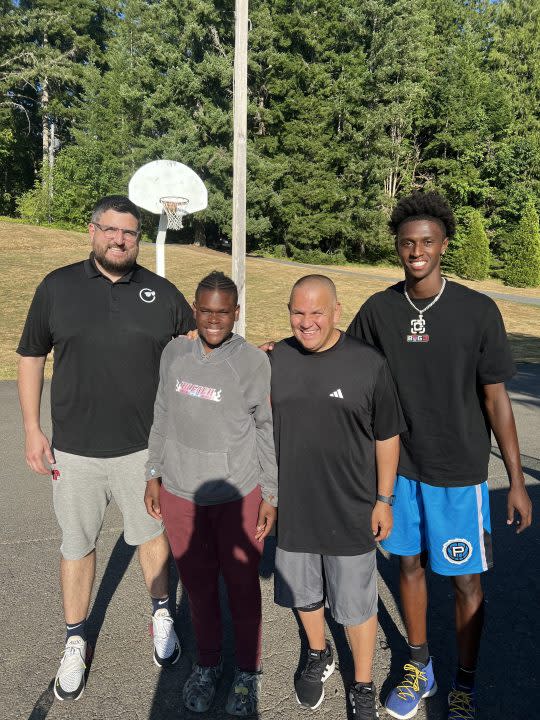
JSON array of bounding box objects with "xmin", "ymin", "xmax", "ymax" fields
[{"xmin": 329, "ymin": 388, "xmax": 344, "ymax": 398}]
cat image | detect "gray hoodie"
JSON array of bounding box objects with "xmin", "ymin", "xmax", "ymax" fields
[{"xmin": 146, "ymin": 334, "xmax": 278, "ymax": 506}]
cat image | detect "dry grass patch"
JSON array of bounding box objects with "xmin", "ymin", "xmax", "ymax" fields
[
  {"xmin": 330, "ymin": 260, "xmax": 540, "ymax": 297},
  {"xmin": 1, "ymin": 221, "xmax": 539, "ymax": 380}
]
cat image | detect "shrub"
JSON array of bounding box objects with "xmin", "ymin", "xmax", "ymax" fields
[
  {"xmin": 454, "ymin": 209, "xmax": 491, "ymax": 281},
  {"xmin": 502, "ymin": 201, "xmax": 540, "ymax": 287},
  {"xmin": 290, "ymin": 247, "xmax": 347, "ymax": 265}
]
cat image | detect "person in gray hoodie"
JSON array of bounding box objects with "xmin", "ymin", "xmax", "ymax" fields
[{"xmin": 144, "ymin": 271, "xmax": 278, "ymax": 717}]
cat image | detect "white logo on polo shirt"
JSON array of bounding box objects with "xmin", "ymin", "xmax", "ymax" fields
[
  {"xmin": 329, "ymin": 388, "xmax": 344, "ymax": 398},
  {"xmin": 139, "ymin": 288, "xmax": 156, "ymax": 303}
]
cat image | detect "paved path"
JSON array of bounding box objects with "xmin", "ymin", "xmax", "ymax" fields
[
  {"xmin": 249, "ymin": 255, "xmax": 540, "ymax": 307},
  {"xmin": 1, "ymin": 368, "xmax": 538, "ymax": 720}
]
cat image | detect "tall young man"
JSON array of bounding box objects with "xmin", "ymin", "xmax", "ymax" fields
[
  {"xmin": 347, "ymin": 191, "xmax": 532, "ymax": 720},
  {"xmin": 270, "ymin": 275, "xmax": 405, "ymax": 719},
  {"xmin": 17, "ymin": 195, "xmax": 195, "ymax": 701}
]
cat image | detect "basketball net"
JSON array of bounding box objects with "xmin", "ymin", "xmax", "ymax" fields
[{"xmin": 160, "ymin": 196, "xmax": 189, "ymax": 230}]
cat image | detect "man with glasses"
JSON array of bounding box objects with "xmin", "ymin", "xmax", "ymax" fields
[{"xmin": 17, "ymin": 195, "xmax": 195, "ymax": 701}]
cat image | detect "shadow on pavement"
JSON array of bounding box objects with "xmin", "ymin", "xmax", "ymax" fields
[
  {"xmin": 148, "ymin": 483, "xmax": 265, "ymax": 720},
  {"xmin": 87, "ymin": 535, "xmax": 136, "ymax": 650},
  {"xmin": 27, "ymin": 681, "xmax": 54, "ymax": 720},
  {"xmin": 26, "ymin": 533, "xmax": 136, "ymax": 720},
  {"xmin": 491, "ymin": 447, "xmax": 540, "ymax": 482},
  {"xmin": 507, "ymin": 341, "xmax": 540, "ymax": 378},
  {"xmin": 378, "ymin": 481, "xmax": 539, "ymax": 720}
]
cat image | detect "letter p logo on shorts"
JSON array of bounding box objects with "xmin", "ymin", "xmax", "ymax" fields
[{"xmin": 442, "ymin": 538, "xmax": 473, "ymax": 564}]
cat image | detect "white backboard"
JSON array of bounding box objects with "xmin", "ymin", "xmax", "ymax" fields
[{"xmin": 128, "ymin": 160, "xmax": 208, "ymax": 215}]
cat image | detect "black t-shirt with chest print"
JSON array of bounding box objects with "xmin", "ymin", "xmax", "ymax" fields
[
  {"xmin": 270, "ymin": 332, "xmax": 405, "ymax": 555},
  {"xmin": 347, "ymin": 280, "xmax": 516, "ymax": 488}
]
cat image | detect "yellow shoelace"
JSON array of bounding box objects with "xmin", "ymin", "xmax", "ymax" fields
[
  {"xmin": 396, "ymin": 663, "xmax": 428, "ymax": 699},
  {"xmin": 448, "ymin": 689, "xmax": 475, "ymax": 719}
]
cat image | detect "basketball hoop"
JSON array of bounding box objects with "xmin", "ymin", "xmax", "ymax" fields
[
  {"xmin": 129, "ymin": 160, "xmax": 208, "ymax": 278},
  {"xmin": 160, "ymin": 196, "xmax": 189, "ymax": 230}
]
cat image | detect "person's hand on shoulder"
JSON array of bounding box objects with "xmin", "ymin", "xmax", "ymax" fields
[
  {"xmin": 184, "ymin": 329, "xmax": 199, "ymax": 341},
  {"xmin": 258, "ymin": 341, "xmax": 275, "ymax": 353}
]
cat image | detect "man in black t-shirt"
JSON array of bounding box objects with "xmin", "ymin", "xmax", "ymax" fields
[
  {"xmin": 17, "ymin": 195, "xmax": 195, "ymax": 701},
  {"xmin": 347, "ymin": 191, "xmax": 533, "ymax": 720},
  {"xmin": 271, "ymin": 275, "xmax": 405, "ymax": 719}
]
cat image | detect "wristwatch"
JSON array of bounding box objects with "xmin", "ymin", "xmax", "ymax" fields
[{"xmin": 376, "ymin": 494, "xmax": 395, "ymax": 506}]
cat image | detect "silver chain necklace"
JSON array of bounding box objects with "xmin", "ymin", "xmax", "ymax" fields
[{"xmin": 404, "ymin": 278, "xmax": 446, "ymax": 335}]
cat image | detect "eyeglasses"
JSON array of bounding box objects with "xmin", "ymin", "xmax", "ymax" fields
[{"xmin": 92, "ymin": 222, "xmax": 140, "ymax": 241}]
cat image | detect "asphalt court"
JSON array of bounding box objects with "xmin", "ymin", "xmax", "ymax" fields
[{"xmin": 1, "ymin": 367, "xmax": 538, "ymax": 720}]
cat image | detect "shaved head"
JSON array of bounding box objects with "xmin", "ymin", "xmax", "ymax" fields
[
  {"xmin": 289, "ymin": 274, "xmax": 337, "ymax": 306},
  {"xmin": 288, "ymin": 274, "xmax": 341, "ymax": 353}
]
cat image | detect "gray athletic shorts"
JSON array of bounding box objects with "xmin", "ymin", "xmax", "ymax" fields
[
  {"xmin": 52, "ymin": 449, "xmax": 163, "ymax": 560},
  {"xmin": 274, "ymin": 547, "xmax": 377, "ymax": 627}
]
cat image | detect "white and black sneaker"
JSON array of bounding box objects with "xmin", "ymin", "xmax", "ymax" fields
[
  {"xmin": 151, "ymin": 608, "xmax": 181, "ymax": 667},
  {"xmin": 54, "ymin": 636, "xmax": 87, "ymax": 701},
  {"xmin": 295, "ymin": 641, "xmax": 335, "ymax": 710},
  {"xmin": 349, "ymin": 683, "xmax": 379, "ymax": 719}
]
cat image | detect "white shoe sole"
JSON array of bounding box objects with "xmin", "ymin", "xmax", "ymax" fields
[
  {"xmin": 53, "ymin": 678, "xmax": 85, "ymax": 702},
  {"xmin": 295, "ymin": 659, "xmax": 336, "ymax": 711},
  {"xmin": 153, "ymin": 643, "xmax": 181, "ymax": 668},
  {"xmin": 385, "ymin": 682, "xmax": 438, "ymax": 719}
]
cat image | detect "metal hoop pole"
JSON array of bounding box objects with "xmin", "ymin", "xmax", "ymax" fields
[
  {"xmin": 232, "ymin": 0, "xmax": 248, "ymax": 337},
  {"xmin": 156, "ymin": 211, "xmax": 167, "ymax": 277}
]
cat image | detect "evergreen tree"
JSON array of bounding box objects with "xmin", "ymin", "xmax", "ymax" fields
[
  {"xmin": 49, "ymin": 0, "xmax": 236, "ymax": 237},
  {"xmin": 3, "ymin": 0, "xmax": 540, "ymax": 274},
  {"xmin": 421, "ymin": 1, "xmax": 495, "ymax": 209},
  {"xmin": 2, "ymin": 0, "xmax": 105, "ymax": 219},
  {"xmin": 488, "ymin": 0, "xmax": 540, "ymax": 241},
  {"xmin": 352, "ymin": 0, "xmax": 434, "ymax": 258},
  {"xmin": 449, "ymin": 208, "xmax": 490, "ymax": 280},
  {"xmin": 246, "ymin": 0, "xmax": 371, "ymax": 260},
  {"xmin": 502, "ymin": 201, "xmax": 540, "ymax": 287}
]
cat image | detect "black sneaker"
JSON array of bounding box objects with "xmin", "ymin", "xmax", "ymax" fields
[
  {"xmin": 295, "ymin": 642, "xmax": 335, "ymax": 710},
  {"xmin": 349, "ymin": 683, "xmax": 379, "ymax": 719}
]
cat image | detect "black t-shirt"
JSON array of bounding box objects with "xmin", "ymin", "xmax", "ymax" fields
[
  {"xmin": 17, "ymin": 255, "xmax": 195, "ymax": 457},
  {"xmin": 270, "ymin": 332, "xmax": 405, "ymax": 556},
  {"xmin": 347, "ymin": 280, "xmax": 516, "ymax": 487}
]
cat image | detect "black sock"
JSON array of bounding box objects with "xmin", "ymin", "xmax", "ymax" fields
[
  {"xmin": 66, "ymin": 620, "xmax": 87, "ymax": 642},
  {"xmin": 408, "ymin": 641, "xmax": 429, "ymax": 666},
  {"xmin": 456, "ymin": 665, "xmax": 476, "ymax": 690},
  {"xmin": 152, "ymin": 596, "xmax": 169, "ymax": 615}
]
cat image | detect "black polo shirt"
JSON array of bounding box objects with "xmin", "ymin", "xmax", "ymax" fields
[{"xmin": 17, "ymin": 255, "xmax": 195, "ymax": 457}]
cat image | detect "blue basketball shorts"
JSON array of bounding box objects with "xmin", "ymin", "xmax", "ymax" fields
[{"xmin": 380, "ymin": 475, "xmax": 493, "ymax": 576}]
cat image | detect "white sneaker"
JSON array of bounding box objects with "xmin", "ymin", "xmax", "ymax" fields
[
  {"xmin": 152, "ymin": 608, "xmax": 181, "ymax": 667},
  {"xmin": 54, "ymin": 636, "xmax": 87, "ymax": 701}
]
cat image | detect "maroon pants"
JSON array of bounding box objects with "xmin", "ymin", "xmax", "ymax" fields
[{"xmin": 161, "ymin": 485, "xmax": 263, "ymax": 670}]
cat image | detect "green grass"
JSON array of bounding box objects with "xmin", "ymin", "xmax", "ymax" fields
[{"xmin": 2, "ymin": 221, "xmax": 539, "ymax": 380}]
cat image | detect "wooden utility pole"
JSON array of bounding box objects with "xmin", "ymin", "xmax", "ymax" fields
[{"xmin": 232, "ymin": 0, "xmax": 248, "ymax": 336}]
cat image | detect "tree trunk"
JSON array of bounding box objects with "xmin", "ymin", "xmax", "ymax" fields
[
  {"xmin": 41, "ymin": 77, "xmax": 49, "ymax": 176},
  {"xmin": 194, "ymin": 219, "xmax": 206, "ymax": 247}
]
